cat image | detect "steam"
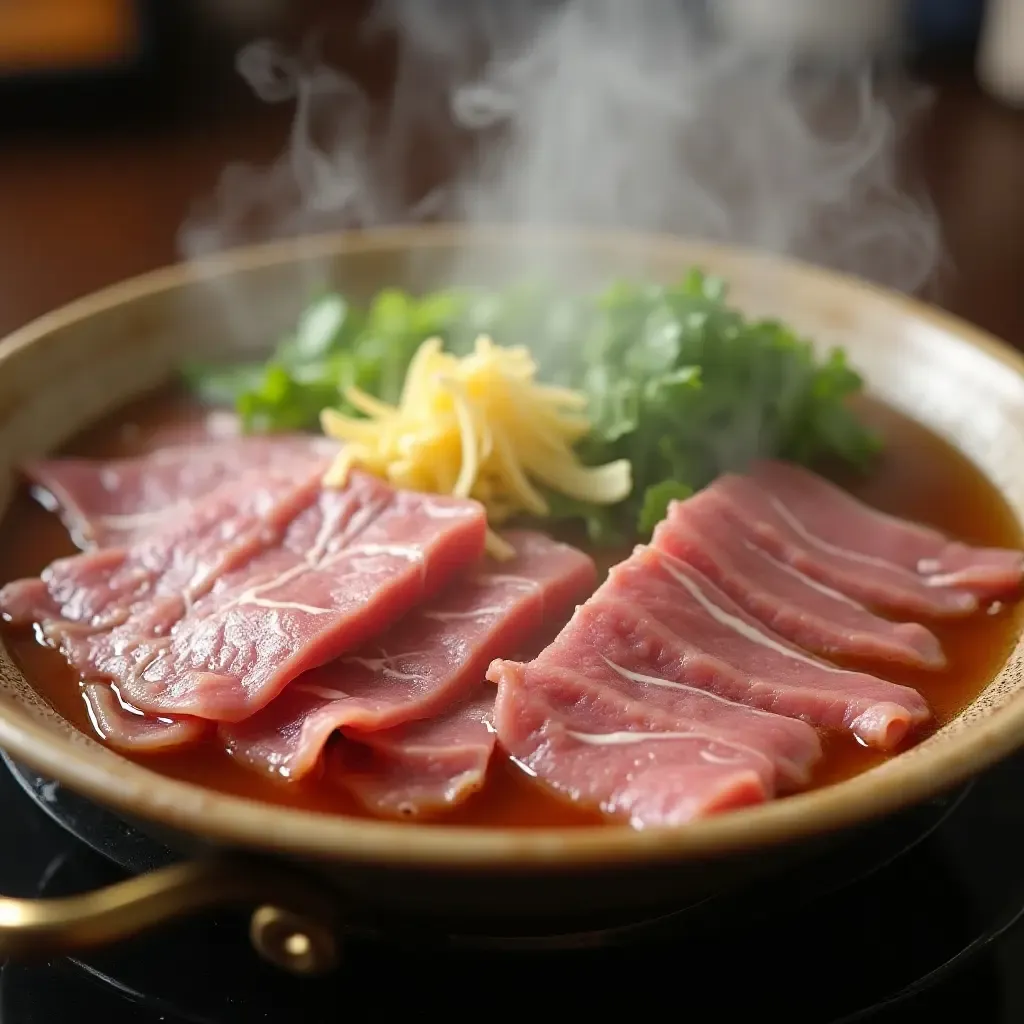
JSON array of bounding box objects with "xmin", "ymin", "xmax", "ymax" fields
[
  {"xmin": 180, "ymin": 39, "xmax": 380, "ymax": 252},
  {"xmin": 179, "ymin": 0, "xmax": 941, "ymax": 298}
]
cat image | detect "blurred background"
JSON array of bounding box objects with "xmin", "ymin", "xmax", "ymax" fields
[{"xmin": 0, "ymin": 0, "xmax": 1021, "ymax": 344}]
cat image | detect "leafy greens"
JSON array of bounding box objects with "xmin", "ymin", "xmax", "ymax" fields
[{"xmin": 183, "ymin": 270, "xmax": 879, "ymax": 543}]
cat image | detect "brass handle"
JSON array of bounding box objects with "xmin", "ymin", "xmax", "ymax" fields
[{"xmin": 0, "ymin": 857, "xmax": 340, "ymax": 974}]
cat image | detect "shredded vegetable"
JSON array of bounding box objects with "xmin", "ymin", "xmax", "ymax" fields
[{"xmin": 320, "ymin": 335, "xmax": 631, "ymax": 558}]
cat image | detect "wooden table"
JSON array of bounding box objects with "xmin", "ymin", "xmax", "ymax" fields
[{"xmin": 0, "ymin": 67, "xmax": 1021, "ymax": 348}]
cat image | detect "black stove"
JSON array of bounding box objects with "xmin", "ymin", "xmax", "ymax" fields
[{"xmin": 2, "ymin": 752, "xmax": 1024, "ymax": 1024}]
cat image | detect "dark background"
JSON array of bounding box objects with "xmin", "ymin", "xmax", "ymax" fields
[{"xmin": 0, "ymin": 0, "xmax": 1021, "ymax": 349}]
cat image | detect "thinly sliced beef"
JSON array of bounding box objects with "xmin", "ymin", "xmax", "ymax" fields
[
  {"xmin": 490, "ymin": 605, "xmax": 823, "ymax": 789},
  {"xmin": 488, "ymin": 550, "xmax": 835, "ymax": 825},
  {"xmin": 24, "ymin": 435, "xmax": 336, "ymax": 548},
  {"xmin": 748, "ymin": 461, "xmax": 1024, "ymax": 600},
  {"xmin": 653, "ymin": 494, "xmax": 946, "ymax": 670},
  {"xmin": 702, "ymin": 474, "xmax": 981, "ymax": 618},
  {"xmin": 745, "ymin": 462, "xmax": 1024, "ymax": 606},
  {"xmin": 1, "ymin": 465, "xmax": 329, "ymax": 634},
  {"xmin": 99, "ymin": 485, "xmax": 486, "ymax": 721},
  {"xmin": 493, "ymin": 671, "xmax": 773, "ymax": 827},
  {"xmin": 2, "ymin": 467, "xmax": 487, "ymax": 723},
  {"xmin": 222, "ymin": 530, "xmax": 596, "ymax": 781},
  {"xmin": 327, "ymin": 690, "xmax": 496, "ymax": 818},
  {"xmin": 491, "ymin": 543, "xmax": 928, "ymax": 780},
  {"xmin": 0, "ymin": 577, "xmax": 54, "ymax": 628},
  {"xmin": 605, "ymin": 548, "xmax": 931, "ymax": 748},
  {"xmin": 82, "ymin": 683, "xmax": 209, "ymax": 754}
]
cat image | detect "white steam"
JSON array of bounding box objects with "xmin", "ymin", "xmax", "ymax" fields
[{"xmin": 178, "ymin": 0, "xmax": 940, "ymax": 296}]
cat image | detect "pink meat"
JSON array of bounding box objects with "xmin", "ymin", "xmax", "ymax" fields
[
  {"xmin": 326, "ymin": 690, "xmax": 496, "ymax": 818},
  {"xmin": 607, "ymin": 547, "xmax": 931, "ymax": 748},
  {"xmin": 82, "ymin": 683, "xmax": 209, "ymax": 754},
  {"xmin": 100, "ymin": 486, "xmax": 486, "ymax": 722},
  {"xmin": 23, "ymin": 435, "xmax": 337, "ymax": 548},
  {"xmin": 490, "ymin": 602, "xmax": 823, "ymax": 789},
  {"xmin": 488, "ymin": 551, "xmax": 836, "ymax": 826},
  {"xmin": 491, "ymin": 544, "xmax": 929, "ymax": 763},
  {"xmin": 1, "ymin": 465, "xmax": 331, "ymax": 634},
  {"xmin": 222, "ymin": 530, "xmax": 596, "ymax": 782},
  {"xmin": 3, "ymin": 467, "xmax": 487, "ymax": 723},
  {"xmin": 749, "ymin": 460, "xmax": 1023, "ymax": 606},
  {"xmin": 653, "ymin": 493, "xmax": 946, "ymax": 670},
  {"xmin": 493, "ymin": 671, "xmax": 772, "ymax": 827},
  {"xmin": 703, "ymin": 474, "xmax": 981, "ymax": 618}
]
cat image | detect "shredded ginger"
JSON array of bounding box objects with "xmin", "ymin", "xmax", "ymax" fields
[{"xmin": 320, "ymin": 335, "xmax": 631, "ymax": 559}]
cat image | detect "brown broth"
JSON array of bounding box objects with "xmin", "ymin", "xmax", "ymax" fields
[{"xmin": 1, "ymin": 389, "xmax": 1021, "ymax": 828}]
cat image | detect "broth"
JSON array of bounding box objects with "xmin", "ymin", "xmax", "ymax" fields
[{"xmin": 1, "ymin": 389, "xmax": 1020, "ymax": 828}]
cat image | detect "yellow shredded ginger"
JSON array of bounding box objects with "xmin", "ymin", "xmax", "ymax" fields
[{"xmin": 320, "ymin": 335, "xmax": 631, "ymax": 559}]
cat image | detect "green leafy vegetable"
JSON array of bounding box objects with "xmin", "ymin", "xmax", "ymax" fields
[
  {"xmin": 184, "ymin": 269, "xmax": 879, "ymax": 543},
  {"xmin": 542, "ymin": 490, "xmax": 628, "ymax": 549},
  {"xmin": 638, "ymin": 480, "xmax": 694, "ymax": 536},
  {"xmin": 564, "ymin": 271, "xmax": 880, "ymax": 539}
]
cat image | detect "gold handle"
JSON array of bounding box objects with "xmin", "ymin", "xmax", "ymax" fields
[{"xmin": 0, "ymin": 857, "xmax": 340, "ymax": 974}]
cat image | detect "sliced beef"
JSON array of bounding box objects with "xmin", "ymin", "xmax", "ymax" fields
[
  {"xmin": 23, "ymin": 436, "xmax": 336, "ymax": 548},
  {"xmin": 493, "ymin": 670, "xmax": 774, "ymax": 827},
  {"xmin": 1, "ymin": 465, "xmax": 329, "ymax": 634},
  {"xmin": 748, "ymin": 460, "xmax": 1024, "ymax": 601},
  {"xmin": 490, "ymin": 603, "xmax": 824, "ymax": 790},
  {"xmin": 653, "ymin": 492, "xmax": 946, "ymax": 670},
  {"xmin": 488, "ymin": 539, "xmax": 932, "ymax": 825},
  {"xmin": 93, "ymin": 486, "xmax": 486, "ymax": 721},
  {"xmin": 82, "ymin": 682, "xmax": 210, "ymax": 754},
  {"xmin": 327, "ymin": 690, "xmax": 496, "ymax": 819},
  {"xmin": 222, "ymin": 530, "xmax": 595, "ymax": 782},
  {"xmin": 597, "ymin": 548, "xmax": 932, "ymax": 749},
  {"xmin": 701, "ymin": 474, "xmax": 980, "ymax": 618},
  {"xmin": 2, "ymin": 470, "xmax": 487, "ymax": 723}
]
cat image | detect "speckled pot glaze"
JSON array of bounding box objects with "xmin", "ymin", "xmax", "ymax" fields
[{"xmin": 2, "ymin": 226, "xmax": 1023, "ymax": 926}]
